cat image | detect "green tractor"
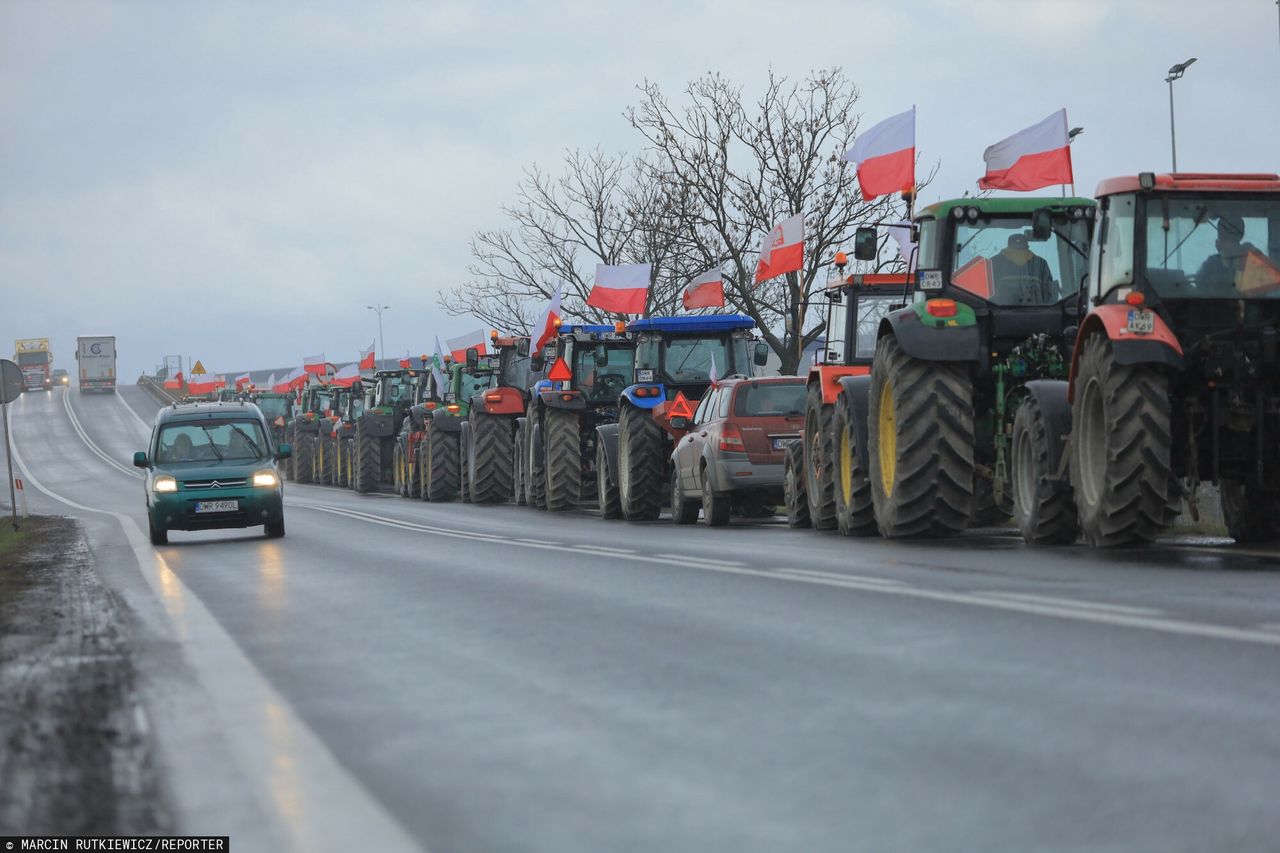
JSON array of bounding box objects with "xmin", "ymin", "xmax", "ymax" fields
[
  {"xmin": 315, "ymin": 384, "xmax": 356, "ymax": 486},
  {"xmin": 351, "ymin": 369, "xmax": 417, "ymax": 493},
  {"xmin": 852, "ymin": 197, "xmax": 1096, "ymax": 539},
  {"xmin": 415, "ymin": 356, "xmax": 495, "ymax": 502},
  {"xmin": 463, "ymin": 335, "xmax": 540, "ymax": 504},
  {"xmin": 286, "ymin": 381, "xmax": 336, "ymax": 484},
  {"xmin": 603, "ymin": 316, "xmax": 769, "ymax": 521},
  {"xmin": 249, "ymin": 391, "xmax": 294, "ymax": 451},
  {"xmin": 516, "ymin": 324, "xmax": 635, "ymax": 512}
]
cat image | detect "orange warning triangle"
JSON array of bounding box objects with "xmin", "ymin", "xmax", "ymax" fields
[
  {"xmin": 667, "ymin": 391, "xmax": 694, "ymax": 420},
  {"xmin": 547, "ymin": 357, "xmax": 572, "ymax": 382},
  {"xmin": 951, "ymin": 256, "xmax": 992, "ymax": 299},
  {"xmin": 1239, "ymin": 250, "xmax": 1280, "ymax": 295}
]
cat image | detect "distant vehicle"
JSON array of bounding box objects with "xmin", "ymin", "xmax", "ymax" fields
[
  {"xmin": 13, "ymin": 338, "xmax": 53, "ymax": 391},
  {"xmin": 670, "ymin": 376, "xmax": 805, "ymax": 526},
  {"xmin": 76, "ymin": 335, "xmax": 117, "ymax": 393},
  {"xmin": 133, "ymin": 401, "xmax": 291, "ymax": 545},
  {"xmin": 53, "ymin": 368, "xmax": 70, "ymax": 386}
]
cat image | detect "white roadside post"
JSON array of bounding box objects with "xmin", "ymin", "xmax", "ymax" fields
[{"xmin": 0, "ymin": 358, "xmax": 25, "ymax": 529}]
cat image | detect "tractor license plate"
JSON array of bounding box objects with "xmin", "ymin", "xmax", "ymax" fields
[
  {"xmin": 194, "ymin": 500, "xmax": 238, "ymax": 514},
  {"xmin": 1126, "ymin": 310, "xmax": 1154, "ymax": 334}
]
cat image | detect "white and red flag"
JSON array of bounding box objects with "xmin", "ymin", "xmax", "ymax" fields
[
  {"xmin": 754, "ymin": 214, "xmax": 804, "ymax": 284},
  {"xmin": 332, "ymin": 363, "xmax": 360, "ymax": 387},
  {"xmin": 303, "ymin": 354, "xmax": 326, "ymax": 376},
  {"xmin": 265, "ymin": 372, "xmax": 277, "ymax": 391},
  {"xmin": 445, "ymin": 329, "xmax": 487, "ymax": 362},
  {"xmin": 276, "ymin": 366, "xmax": 307, "ymax": 393},
  {"xmin": 588, "ymin": 263, "xmax": 650, "ymax": 314},
  {"xmin": 979, "ymin": 109, "xmax": 1074, "ymax": 192},
  {"xmin": 234, "ymin": 372, "xmax": 252, "ymax": 391},
  {"xmin": 532, "ymin": 287, "xmax": 563, "ymax": 354},
  {"xmin": 359, "ymin": 342, "xmax": 376, "ymax": 370},
  {"xmin": 682, "ymin": 267, "xmax": 724, "ymax": 310},
  {"xmin": 842, "ymin": 107, "xmax": 915, "ymax": 200}
]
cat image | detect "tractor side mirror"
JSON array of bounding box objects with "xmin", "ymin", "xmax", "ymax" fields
[
  {"xmin": 276, "ymin": 443, "xmax": 292, "ymax": 460},
  {"xmin": 133, "ymin": 451, "xmax": 149, "ymax": 468},
  {"xmin": 1031, "ymin": 209, "xmax": 1053, "ymax": 241},
  {"xmin": 466, "ymin": 347, "xmax": 479, "ymax": 370},
  {"xmin": 753, "ymin": 341, "xmax": 769, "ymax": 367},
  {"xmin": 594, "ymin": 343, "xmax": 609, "ymax": 368},
  {"xmin": 530, "ymin": 355, "xmax": 545, "ymax": 373},
  {"xmin": 668, "ymin": 416, "xmax": 690, "ymax": 431},
  {"xmin": 853, "ymin": 226, "xmax": 878, "ymax": 261},
  {"xmin": 516, "ymin": 338, "xmax": 531, "ymax": 357}
]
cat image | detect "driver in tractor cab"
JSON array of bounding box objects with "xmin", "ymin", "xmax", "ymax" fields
[
  {"xmin": 1196, "ymin": 213, "xmax": 1263, "ymax": 293},
  {"xmin": 991, "ymin": 233, "xmax": 1056, "ymax": 304}
]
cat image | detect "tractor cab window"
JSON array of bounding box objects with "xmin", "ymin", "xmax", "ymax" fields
[
  {"xmin": 916, "ymin": 218, "xmax": 938, "ymax": 269},
  {"xmin": 1143, "ymin": 196, "xmax": 1280, "ymax": 299},
  {"xmin": 729, "ymin": 336, "xmax": 753, "ymax": 376},
  {"xmin": 854, "ymin": 294, "xmax": 901, "ymax": 359},
  {"xmin": 315, "ymin": 392, "xmax": 332, "ymax": 413},
  {"xmin": 457, "ymin": 369, "xmax": 495, "ymax": 400},
  {"xmin": 1093, "ymin": 194, "xmax": 1136, "ymax": 295},
  {"xmin": 951, "ymin": 215, "xmax": 1089, "ymax": 306},
  {"xmin": 255, "ymin": 397, "xmax": 290, "ymax": 419},
  {"xmin": 572, "ymin": 345, "xmax": 633, "ymax": 402},
  {"xmin": 501, "ymin": 349, "xmax": 533, "ymax": 390},
  {"xmin": 380, "ymin": 377, "xmax": 410, "ymax": 403},
  {"xmin": 637, "ymin": 336, "xmax": 730, "ymax": 383}
]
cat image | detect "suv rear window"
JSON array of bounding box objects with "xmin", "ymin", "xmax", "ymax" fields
[{"xmin": 733, "ymin": 382, "xmax": 805, "ymax": 417}]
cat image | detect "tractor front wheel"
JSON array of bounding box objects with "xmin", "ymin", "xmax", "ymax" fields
[
  {"xmin": 354, "ymin": 423, "xmax": 381, "ymax": 494},
  {"xmin": 1012, "ymin": 396, "xmax": 1078, "ymax": 546},
  {"xmin": 427, "ymin": 425, "xmax": 460, "ymax": 502},
  {"xmin": 803, "ymin": 384, "xmax": 837, "ymax": 530},
  {"xmin": 470, "ymin": 413, "xmax": 514, "ymax": 504},
  {"xmin": 512, "ymin": 422, "xmax": 527, "ymax": 506},
  {"xmin": 543, "ymin": 408, "xmax": 581, "ymax": 511},
  {"xmin": 618, "ymin": 404, "xmax": 664, "ymax": 521},
  {"xmin": 832, "ymin": 399, "xmax": 875, "ymax": 537},
  {"xmin": 783, "ymin": 441, "xmax": 811, "ymax": 529},
  {"xmin": 596, "ymin": 440, "xmax": 621, "ymax": 519},
  {"xmin": 294, "ymin": 433, "xmax": 314, "ymax": 484}
]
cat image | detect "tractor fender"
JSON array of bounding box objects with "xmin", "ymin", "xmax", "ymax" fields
[
  {"xmin": 835, "ymin": 375, "xmax": 873, "ymax": 476},
  {"xmin": 472, "ymin": 386, "xmax": 525, "ymax": 416},
  {"xmin": 539, "ymin": 388, "xmax": 588, "ymax": 411},
  {"xmin": 1068, "ymin": 306, "xmax": 1184, "ymax": 401},
  {"xmin": 1021, "ymin": 380, "xmax": 1072, "ymax": 483},
  {"xmin": 878, "ymin": 306, "xmax": 981, "ymax": 362},
  {"xmin": 621, "ymin": 383, "xmax": 667, "ymax": 409},
  {"xmin": 810, "ymin": 365, "xmax": 869, "ymax": 405},
  {"xmin": 429, "ymin": 410, "xmax": 464, "ymax": 433},
  {"xmin": 596, "ymin": 423, "xmax": 620, "ymax": 483}
]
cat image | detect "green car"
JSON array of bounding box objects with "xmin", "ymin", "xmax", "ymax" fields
[{"xmin": 133, "ymin": 402, "xmax": 291, "ymax": 545}]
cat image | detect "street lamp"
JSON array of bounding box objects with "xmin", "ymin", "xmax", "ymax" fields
[
  {"xmin": 1063, "ymin": 127, "xmax": 1084, "ymax": 197},
  {"xmin": 1164, "ymin": 57, "xmax": 1196, "ymax": 172},
  {"xmin": 366, "ymin": 304, "xmax": 389, "ymax": 367}
]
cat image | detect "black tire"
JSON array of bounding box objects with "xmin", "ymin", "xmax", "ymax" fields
[
  {"xmin": 971, "ymin": 474, "xmax": 1013, "ymax": 527},
  {"xmin": 319, "ymin": 436, "xmax": 335, "ymax": 485},
  {"xmin": 417, "ymin": 443, "xmax": 430, "ymax": 501},
  {"xmin": 671, "ymin": 470, "xmax": 699, "ymax": 524},
  {"xmin": 596, "ymin": 439, "xmax": 622, "ymax": 519},
  {"xmin": 470, "ymin": 413, "xmax": 514, "ymax": 504},
  {"xmin": 803, "ymin": 384, "xmax": 837, "ymax": 530},
  {"xmin": 832, "ymin": 400, "xmax": 876, "ymax": 537},
  {"xmin": 513, "ymin": 423, "xmax": 527, "ymax": 506},
  {"xmin": 458, "ymin": 428, "xmax": 472, "ymax": 503},
  {"xmin": 1219, "ymin": 480, "xmax": 1280, "ymax": 544},
  {"xmin": 354, "ymin": 422, "xmax": 381, "ymax": 494},
  {"xmin": 618, "ymin": 404, "xmax": 664, "ymax": 521},
  {"xmin": 527, "ymin": 411, "xmax": 547, "ymax": 510},
  {"xmin": 427, "ymin": 425, "xmax": 460, "ymax": 502},
  {"xmin": 1012, "ymin": 396, "xmax": 1078, "ymax": 546},
  {"xmin": 148, "ymin": 517, "xmax": 168, "ymax": 546},
  {"xmin": 294, "ymin": 433, "xmax": 314, "ymax": 484},
  {"xmin": 868, "ymin": 335, "xmax": 975, "ymax": 538},
  {"xmin": 392, "ymin": 442, "xmax": 406, "ymax": 496},
  {"xmin": 783, "ymin": 441, "xmax": 811, "ymax": 529},
  {"xmin": 335, "ymin": 437, "xmax": 349, "ymax": 487},
  {"xmin": 701, "ymin": 466, "xmax": 730, "ymax": 527},
  {"xmin": 543, "ymin": 407, "xmax": 581, "ymax": 511},
  {"xmin": 405, "ymin": 437, "xmax": 421, "ymax": 498},
  {"xmin": 1070, "ymin": 334, "xmax": 1172, "ymax": 547},
  {"xmin": 265, "ymin": 518, "xmax": 286, "ymax": 538},
  {"xmin": 344, "ymin": 439, "xmax": 355, "ymax": 489}
]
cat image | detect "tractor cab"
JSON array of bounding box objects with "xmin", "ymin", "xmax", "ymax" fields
[
  {"xmin": 447, "ymin": 350, "xmax": 501, "ymax": 415},
  {"xmin": 624, "ymin": 315, "xmax": 766, "ymax": 409},
  {"xmin": 368, "ymin": 369, "xmax": 417, "ymax": 422},
  {"xmin": 538, "ymin": 324, "xmax": 635, "ymax": 407}
]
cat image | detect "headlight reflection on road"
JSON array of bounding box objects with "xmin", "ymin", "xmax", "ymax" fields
[{"xmin": 257, "ymin": 542, "xmax": 287, "ymax": 628}]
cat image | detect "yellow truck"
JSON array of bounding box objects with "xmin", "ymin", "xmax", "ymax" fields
[{"xmin": 13, "ymin": 338, "xmax": 53, "ymax": 391}]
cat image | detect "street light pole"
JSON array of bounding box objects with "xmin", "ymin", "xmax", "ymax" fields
[
  {"xmin": 366, "ymin": 304, "xmax": 389, "ymax": 367},
  {"xmin": 1164, "ymin": 57, "xmax": 1196, "ymax": 172},
  {"xmin": 1063, "ymin": 126, "xmax": 1084, "ymax": 197}
]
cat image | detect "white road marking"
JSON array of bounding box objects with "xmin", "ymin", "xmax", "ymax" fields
[
  {"xmin": 776, "ymin": 568, "xmax": 905, "ymax": 587},
  {"xmin": 573, "ymin": 545, "xmax": 634, "ymax": 555},
  {"xmin": 972, "ymin": 591, "xmax": 1162, "ymax": 617},
  {"xmin": 10, "ymin": 430, "xmax": 425, "ymax": 852},
  {"xmin": 62, "ymin": 387, "xmax": 143, "ymax": 480},
  {"xmin": 655, "ymin": 553, "xmax": 747, "ymax": 568},
  {"xmin": 113, "ymin": 387, "xmax": 156, "ymax": 433}
]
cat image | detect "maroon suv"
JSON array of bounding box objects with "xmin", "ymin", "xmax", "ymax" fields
[{"xmin": 669, "ymin": 376, "xmax": 805, "ymax": 526}]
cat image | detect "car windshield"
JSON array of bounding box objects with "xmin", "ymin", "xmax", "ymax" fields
[
  {"xmin": 951, "ymin": 214, "xmax": 1090, "ymax": 305},
  {"xmin": 1144, "ymin": 196, "xmax": 1280, "ymax": 299},
  {"xmin": 156, "ymin": 419, "xmax": 269, "ymax": 463},
  {"xmin": 733, "ymin": 382, "xmax": 805, "ymax": 416},
  {"xmin": 573, "ymin": 346, "xmax": 634, "ymax": 402},
  {"xmin": 17, "ymin": 353, "xmax": 49, "ymax": 366}
]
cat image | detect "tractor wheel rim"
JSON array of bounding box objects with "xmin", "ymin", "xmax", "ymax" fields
[
  {"xmin": 1079, "ymin": 376, "xmax": 1106, "ymax": 506},
  {"xmin": 878, "ymin": 380, "xmax": 897, "ymax": 497},
  {"xmin": 839, "ymin": 425, "xmax": 853, "ymax": 507}
]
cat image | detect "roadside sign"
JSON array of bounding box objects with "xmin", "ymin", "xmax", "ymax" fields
[
  {"xmin": 0, "ymin": 359, "xmax": 23, "ymax": 404},
  {"xmin": 191, "ymin": 360, "xmax": 207, "ymax": 375}
]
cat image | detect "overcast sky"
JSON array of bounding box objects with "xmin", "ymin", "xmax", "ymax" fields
[{"xmin": 2, "ymin": 0, "xmax": 1277, "ymax": 379}]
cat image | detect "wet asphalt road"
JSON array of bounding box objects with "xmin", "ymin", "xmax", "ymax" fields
[{"xmin": 3, "ymin": 384, "xmax": 1279, "ymax": 852}]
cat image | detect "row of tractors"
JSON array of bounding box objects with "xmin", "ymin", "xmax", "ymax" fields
[{"xmin": 277, "ymin": 172, "xmax": 1279, "ymax": 547}]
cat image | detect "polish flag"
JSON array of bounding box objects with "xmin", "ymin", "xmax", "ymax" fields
[
  {"xmin": 163, "ymin": 371, "xmax": 183, "ymax": 391},
  {"xmin": 187, "ymin": 378, "xmax": 218, "ymax": 395},
  {"xmin": 979, "ymin": 109, "xmax": 1074, "ymax": 192},
  {"xmin": 303, "ymin": 354, "xmax": 326, "ymax": 375},
  {"xmin": 682, "ymin": 267, "xmax": 724, "ymax": 310},
  {"xmin": 265, "ymin": 372, "xmax": 277, "ymax": 391},
  {"xmin": 359, "ymin": 342, "xmax": 376, "ymax": 370},
  {"xmin": 445, "ymin": 329, "xmax": 487, "ymax": 362},
  {"xmin": 214, "ymin": 375, "xmax": 227, "ymax": 389},
  {"xmin": 588, "ymin": 263, "xmax": 650, "ymax": 314},
  {"xmin": 398, "ymin": 356, "xmax": 412, "ymax": 369},
  {"xmin": 282, "ymin": 366, "xmax": 308, "ymax": 392},
  {"xmin": 754, "ymin": 214, "xmax": 804, "ymax": 284},
  {"xmin": 235, "ymin": 372, "xmax": 252, "ymax": 390},
  {"xmin": 841, "ymin": 107, "xmax": 915, "ymax": 201},
  {"xmin": 531, "ymin": 287, "xmax": 563, "ymax": 354},
  {"xmin": 332, "ymin": 363, "xmax": 361, "ymax": 387}
]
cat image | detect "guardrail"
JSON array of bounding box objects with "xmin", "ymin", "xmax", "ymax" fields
[{"xmin": 137, "ymin": 374, "xmax": 179, "ymax": 406}]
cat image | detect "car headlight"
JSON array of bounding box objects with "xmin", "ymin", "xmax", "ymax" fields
[
  {"xmin": 153, "ymin": 475, "xmax": 178, "ymax": 493},
  {"xmin": 253, "ymin": 470, "xmax": 280, "ymax": 488}
]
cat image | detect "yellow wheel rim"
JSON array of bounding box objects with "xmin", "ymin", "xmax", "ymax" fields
[
  {"xmin": 839, "ymin": 426, "xmax": 853, "ymax": 507},
  {"xmin": 878, "ymin": 380, "xmax": 897, "ymax": 497}
]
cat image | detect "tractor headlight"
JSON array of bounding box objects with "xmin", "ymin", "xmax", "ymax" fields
[
  {"xmin": 153, "ymin": 475, "xmax": 178, "ymax": 493},
  {"xmin": 253, "ymin": 470, "xmax": 280, "ymax": 488}
]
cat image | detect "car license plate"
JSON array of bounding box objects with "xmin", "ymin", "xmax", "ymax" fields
[
  {"xmin": 772, "ymin": 437, "xmax": 792, "ymax": 450},
  {"xmin": 1126, "ymin": 309, "xmax": 1154, "ymax": 334},
  {"xmin": 194, "ymin": 500, "xmax": 238, "ymax": 514}
]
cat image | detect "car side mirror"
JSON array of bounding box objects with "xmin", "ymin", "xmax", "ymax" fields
[
  {"xmin": 668, "ymin": 416, "xmax": 690, "ymax": 431},
  {"xmin": 1031, "ymin": 208, "xmax": 1052, "ymax": 241},
  {"xmin": 466, "ymin": 347, "xmax": 479, "ymax": 370},
  {"xmin": 132, "ymin": 451, "xmax": 149, "ymax": 468},
  {"xmin": 595, "ymin": 343, "xmax": 609, "ymax": 368},
  {"xmin": 753, "ymin": 341, "xmax": 770, "ymax": 367},
  {"xmin": 516, "ymin": 338, "xmax": 530, "ymax": 357},
  {"xmin": 853, "ymin": 226, "xmax": 878, "ymax": 261},
  {"xmin": 276, "ymin": 443, "xmax": 292, "ymax": 460}
]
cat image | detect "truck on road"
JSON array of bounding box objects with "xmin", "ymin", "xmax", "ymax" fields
[
  {"xmin": 76, "ymin": 335, "xmax": 118, "ymax": 393},
  {"xmin": 13, "ymin": 338, "xmax": 53, "ymax": 391}
]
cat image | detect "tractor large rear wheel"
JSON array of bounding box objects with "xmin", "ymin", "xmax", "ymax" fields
[
  {"xmin": 543, "ymin": 408, "xmax": 581, "ymax": 511},
  {"xmin": 354, "ymin": 423, "xmax": 381, "ymax": 494},
  {"xmin": 392, "ymin": 442, "xmax": 406, "ymax": 496},
  {"xmin": 458, "ymin": 429, "xmax": 472, "ymax": 504},
  {"xmin": 832, "ymin": 400, "xmax": 876, "ymax": 537},
  {"xmin": 1012, "ymin": 396, "xmax": 1078, "ymax": 546},
  {"xmin": 427, "ymin": 426, "xmax": 460, "ymax": 502},
  {"xmin": 783, "ymin": 441, "xmax": 810, "ymax": 529},
  {"xmin": 1070, "ymin": 334, "xmax": 1172, "ymax": 547},
  {"xmin": 405, "ymin": 439, "xmax": 421, "ymax": 498},
  {"xmin": 470, "ymin": 413, "xmax": 514, "ymax": 504},
  {"xmin": 869, "ymin": 335, "xmax": 975, "ymax": 538},
  {"xmin": 526, "ymin": 412, "xmax": 547, "ymax": 509},
  {"xmin": 596, "ymin": 440, "xmax": 621, "ymax": 519},
  {"xmin": 294, "ymin": 433, "xmax": 314, "ymax": 484},
  {"xmin": 1219, "ymin": 480, "xmax": 1280, "ymax": 544},
  {"xmin": 618, "ymin": 404, "xmax": 664, "ymax": 521},
  {"xmin": 803, "ymin": 384, "xmax": 837, "ymax": 530}
]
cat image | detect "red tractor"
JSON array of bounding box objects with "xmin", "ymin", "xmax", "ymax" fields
[
  {"xmin": 461, "ymin": 335, "xmax": 537, "ymax": 504},
  {"xmin": 1058, "ymin": 172, "xmax": 1280, "ymax": 546}
]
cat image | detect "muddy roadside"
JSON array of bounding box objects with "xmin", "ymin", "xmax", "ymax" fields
[{"xmin": 0, "ymin": 516, "xmax": 171, "ymax": 834}]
